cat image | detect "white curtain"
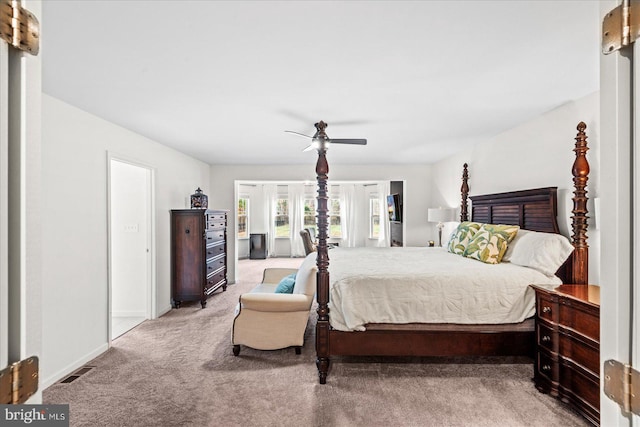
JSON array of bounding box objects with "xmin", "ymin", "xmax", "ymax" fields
[
  {"xmin": 340, "ymin": 184, "xmax": 358, "ymax": 247},
  {"xmin": 289, "ymin": 184, "xmax": 306, "ymax": 257},
  {"xmin": 263, "ymin": 184, "xmax": 277, "ymax": 257},
  {"xmin": 376, "ymin": 181, "xmax": 391, "ymax": 247}
]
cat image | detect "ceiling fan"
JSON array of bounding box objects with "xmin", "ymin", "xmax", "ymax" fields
[{"xmin": 285, "ymin": 120, "xmax": 367, "ymax": 152}]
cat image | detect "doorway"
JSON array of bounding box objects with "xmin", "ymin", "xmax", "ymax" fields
[{"xmin": 108, "ymin": 157, "xmax": 155, "ymax": 340}]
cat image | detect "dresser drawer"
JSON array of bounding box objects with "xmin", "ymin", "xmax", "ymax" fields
[
  {"xmin": 207, "ymin": 219, "xmax": 226, "ymax": 230},
  {"xmin": 559, "ymin": 361, "xmax": 600, "ymax": 413},
  {"xmin": 207, "ymin": 212, "xmax": 226, "ymax": 222},
  {"xmin": 206, "ymin": 213, "xmax": 226, "ymax": 228},
  {"xmin": 558, "ymin": 332, "xmax": 599, "ymax": 375},
  {"xmin": 206, "ymin": 229, "xmax": 225, "ymax": 245},
  {"xmin": 537, "ymin": 322, "xmax": 557, "ymax": 353},
  {"xmin": 558, "ymin": 300, "xmax": 599, "ymax": 341},
  {"xmin": 536, "ymin": 350, "xmax": 559, "ymax": 384},
  {"xmin": 536, "ymin": 292, "xmax": 557, "ymax": 323},
  {"xmin": 205, "ymin": 269, "xmax": 226, "ymax": 294},
  {"xmin": 206, "ymin": 242, "xmax": 225, "ymax": 260},
  {"xmin": 206, "ymin": 254, "xmax": 226, "ymax": 277}
]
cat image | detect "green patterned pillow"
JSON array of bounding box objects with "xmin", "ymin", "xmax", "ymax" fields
[
  {"xmin": 463, "ymin": 224, "xmax": 520, "ymax": 264},
  {"xmin": 447, "ymin": 222, "xmax": 482, "ymax": 255}
]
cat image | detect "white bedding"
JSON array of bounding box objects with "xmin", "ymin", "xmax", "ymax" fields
[{"xmin": 323, "ymin": 247, "xmax": 561, "ymax": 331}]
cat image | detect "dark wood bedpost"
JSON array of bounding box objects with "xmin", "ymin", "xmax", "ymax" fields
[
  {"xmin": 571, "ymin": 122, "xmax": 590, "ymax": 285},
  {"xmin": 460, "ymin": 163, "xmax": 469, "ymax": 221},
  {"xmin": 315, "ymin": 142, "xmax": 331, "ymax": 384}
]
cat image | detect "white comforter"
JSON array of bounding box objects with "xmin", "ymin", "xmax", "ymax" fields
[{"xmin": 325, "ymin": 247, "xmax": 561, "ymax": 331}]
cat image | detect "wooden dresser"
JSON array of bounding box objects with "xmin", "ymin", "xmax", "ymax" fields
[
  {"xmin": 531, "ymin": 284, "xmax": 600, "ymax": 426},
  {"xmin": 170, "ymin": 209, "xmax": 228, "ymax": 308}
]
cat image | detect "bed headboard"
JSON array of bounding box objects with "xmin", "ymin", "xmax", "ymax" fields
[
  {"xmin": 460, "ymin": 122, "xmax": 590, "ymax": 285},
  {"xmin": 469, "ymin": 187, "xmax": 569, "ymax": 283},
  {"xmin": 470, "ymin": 187, "xmax": 560, "ymax": 233}
]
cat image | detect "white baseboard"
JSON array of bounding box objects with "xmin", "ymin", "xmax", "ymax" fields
[
  {"xmin": 41, "ymin": 343, "xmax": 109, "ymax": 389},
  {"xmin": 157, "ymin": 304, "xmax": 172, "ymax": 317}
]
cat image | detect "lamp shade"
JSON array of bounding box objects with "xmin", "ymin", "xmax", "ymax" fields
[{"xmin": 428, "ymin": 207, "xmax": 456, "ymax": 223}]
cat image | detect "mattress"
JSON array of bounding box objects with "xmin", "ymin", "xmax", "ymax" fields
[{"xmin": 323, "ymin": 247, "xmax": 561, "ymax": 331}]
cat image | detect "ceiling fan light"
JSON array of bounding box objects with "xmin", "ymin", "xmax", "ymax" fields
[{"xmin": 313, "ymin": 139, "xmax": 329, "ymax": 151}]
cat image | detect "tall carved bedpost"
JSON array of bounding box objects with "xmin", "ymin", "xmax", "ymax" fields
[
  {"xmin": 571, "ymin": 122, "xmax": 590, "ymax": 285},
  {"xmin": 315, "ymin": 142, "xmax": 331, "ymax": 384},
  {"xmin": 460, "ymin": 163, "xmax": 469, "ymax": 221}
]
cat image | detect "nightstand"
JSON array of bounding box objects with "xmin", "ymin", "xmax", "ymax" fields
[{"xmin": 530, "ymin": 284, "xmax": 600, "ymax": 426}]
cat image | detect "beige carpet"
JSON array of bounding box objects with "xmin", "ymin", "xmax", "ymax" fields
[{"xmin": 44, "ymin": 257, "xmax": 591, "ymax": 427}]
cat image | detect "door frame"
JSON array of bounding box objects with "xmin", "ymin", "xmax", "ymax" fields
[
  {"xmin": 106, "ymin": 152, "xmax": 157, "ymax": 345},
  {"xmin": 633, "ymin": 39, "xmax": 640, "ymax": 425},
  {"xmin": 599, "ymin": 1, "xmax": 634, "ymax": 425},
  {"xmin": 0, "ymin": 27, "xmax": 9, "ymax": 373},
  {"xmin": 0, "ymin": 0, "xmax": 42, "ymax": 403}
]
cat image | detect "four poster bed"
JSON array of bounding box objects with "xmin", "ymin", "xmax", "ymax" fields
[{"xmin": 311, "ymin": 122, "xmax": 590, "ymax": 384}]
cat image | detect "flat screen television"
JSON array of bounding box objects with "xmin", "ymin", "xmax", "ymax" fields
[{"xmin": 387, "ymin": 194, "xmax": 401, "ymax": 222}]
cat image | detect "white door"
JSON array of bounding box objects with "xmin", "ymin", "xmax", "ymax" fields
[
  {"xmin": 0, "ymin": 0, "xmax": 42, "ymax": 403},
  {"xmin": 599, "ymin": 0, "xmax": 637, "ymax": 425},
  {"xmin": 108, "ymin": 157, "xmax": 155, "ymax": 341}
]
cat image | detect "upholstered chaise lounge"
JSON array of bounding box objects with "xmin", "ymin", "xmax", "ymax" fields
[{"xmin": 232, "ymin": 256, "xmax": 317, "ymax": 355}]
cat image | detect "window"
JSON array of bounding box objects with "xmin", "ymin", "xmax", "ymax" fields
[
  {"xmin": 329, "ymin": 198, "xmax": 341, "ymax": 238},
  {"xmin": 370, "ymin": 197, "xmax": 380, "ymax": 239},
  {"xmin": 237, "ymin": 197, "xmax": 249, "ymax": 238},
  {"xmin": 275, "ymin": 198, "xmax": 289, "ymax": 238},
  {"xmin": 304, "ymin": 199, "xmax": 316, "ymax": 234}
]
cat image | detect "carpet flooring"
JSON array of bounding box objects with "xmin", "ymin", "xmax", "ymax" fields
[{"xmin": 44, "ymin": 257, "xmax": 591, "ymax": 427}]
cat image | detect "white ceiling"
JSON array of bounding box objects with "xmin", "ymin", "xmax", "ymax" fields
[{"xmin": 41, "ymin": 1, "xmax": 600, "ymax": 166}]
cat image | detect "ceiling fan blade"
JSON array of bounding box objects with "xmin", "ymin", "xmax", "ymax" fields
[
  {"xmin": 327, "ymin": 119, "xmax": 372, "ymax": 126},
  {"xmin": 285, "ymin": 130, "xmax": 313, "ymax": 139},
  {"xmin": 278, "ymin": 110, "xmax": 373, "ymax": 127},
  {"xmin": 329, "ymin": 139, "xmax": 367, "ymax": 145},
  {"xmin": 302, "ymin": 144, "xmax": 316, "ymax": 152},
  {"xmin": 278, "ymin": 109, "xmax": 315, "ymax": 124}
]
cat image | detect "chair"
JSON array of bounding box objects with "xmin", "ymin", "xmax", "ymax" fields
[
  {"xmin": 305, "ymin": 227, "xmax": 337, "ymax": 250},
  {"xmin": 300, "ymin": 229, "xmax": 316, "ymax": 255},
  {"xmin": 306, "ymin": 227, "xmax": 317, "ymax": 245},
  {"xmin": 232, "ymin": 260, "xmax": 317, "ymax": 355}
]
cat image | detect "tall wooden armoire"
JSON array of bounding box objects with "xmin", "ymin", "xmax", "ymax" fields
[{"xmin": 170, "ymin": 209, "xmax": 228, "ymax": 308}]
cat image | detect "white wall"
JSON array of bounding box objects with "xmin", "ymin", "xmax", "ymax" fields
[
  {"xmin": 41, "ymin": 94, "xmax": 210, "ymax": 387},
  {"xmin": 431, "ymin": 91, "xmax": 600, "ymax": 284},
  {"xmin": 210, "ymin": 164, "xmax": 433, "ymax": 282}
]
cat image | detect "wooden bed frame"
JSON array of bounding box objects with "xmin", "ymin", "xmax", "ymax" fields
[{"xmin": 313, "ymin": 122, "xmax": 590, "ymax": 384}]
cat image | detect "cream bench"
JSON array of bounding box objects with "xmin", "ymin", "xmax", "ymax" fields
[{"xmin": 232, "ymin": 256, "xmax": 317, "ymax": 356}]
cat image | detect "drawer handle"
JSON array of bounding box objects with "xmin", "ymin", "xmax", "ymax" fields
[
  {"xmin": 541, "ymin": 335, "xmax": 551, "ymax": 342},
  {"xmin": 542, "ymin": 306, "xmax": 552, "ymax": 313},
  {"xmin": 541, "ymin": 364, "xmax": 551, "ymax": 371}
]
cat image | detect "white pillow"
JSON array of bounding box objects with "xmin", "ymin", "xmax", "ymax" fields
[
  {"xmin": 293, "ymin": 252, "xmax": 318, "ymax": 296},
  {"xmin": 442, "ymin": 221, "xmax": 460, "ymax": 247},
  {"xmin": 508, "ymin": 231, "xmax": 574, "ymax": 277},
  {"xmin": 502, "ymin": 229, "xmax": 532, "ymax": 262}
]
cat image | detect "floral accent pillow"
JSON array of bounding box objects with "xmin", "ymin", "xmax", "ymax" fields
[
  {"xmin": 447, "ymin": 222, "xmax": 482, "ymax": 255},
  {"xmin": 463, "ymin": 224, "xmax": 520, "ymax": 264}
]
